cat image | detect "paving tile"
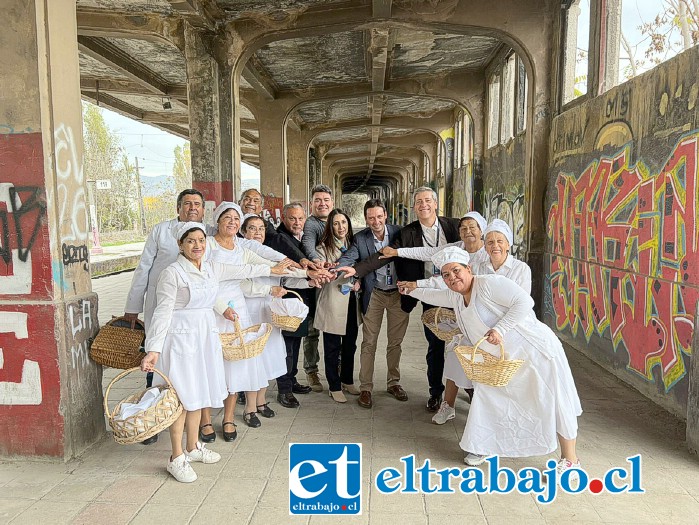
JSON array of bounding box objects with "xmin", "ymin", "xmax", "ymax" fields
[
  {"xmin": 423, "ymin": 492, "xmax": 484, "ymax": 515},
  {"xmin": 130, "ymin": 503, "xmax": 198, "ymax": 525},
  {"xmin": 42, "ymin": 472, "xmax": 117, "ymax": 502},
  {"xmin": 478, "ymin": 492, "xmax": 542, "ymax": 518},
  {"xmin": 9, "ymin": 500, "xmax": 87, "ymax": 524},
  {"xmin": 369, "ymin": 511, "xmax": 427, "ymax": 524},
  {"xmin": 427, "ymin": 514, "xmax": 487, "ymax": 525},
  {"xmin": 202, "ymin": 477, "xmax": 267, "ymax": 507},
  {"xmin": 96, "ymin": 475, "xmax": 164, "ymax": 504},
  {"xmin": 640, "ymin": 494, "xmax": 699, "ymax": 522},
  {"xmin": 220, "ymin": 452, "xmax": 277, "ymax": 479},
  {"xmin": 72, "ymin": 502, "xmax": 141, "ymax": 525},
  {"xmin": 0, "ymin": 498, "xmax": 34, "ymax": 522},
  {"xmin": 148, "ymin": 476, "xmax": 216, "ymax": 506},
  {"xmin": 536, "ymin": 493, "xmax": 602, "ymax": 522},
  {"xmin": 587, "ymin": 494, "xmax": 660, "ymax": 523},
  {"xmin": 249, "ymin": 506, "xmax": 310, "ymax": 525}
]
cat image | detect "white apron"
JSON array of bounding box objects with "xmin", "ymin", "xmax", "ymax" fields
[
  {"xmin": 156, "ymin": 261, "xmax": 228, "ymax": 411},
  {"xmin": 458, "ymin": 282, "xmax": 581, "ymax": 458},
  {"xmin": 208, "ymin": 240, "xmax": 268, "ymax": 393},
  {"xmin": 245, "ymin": 276, "xmax": 287, "ymax": 381}
]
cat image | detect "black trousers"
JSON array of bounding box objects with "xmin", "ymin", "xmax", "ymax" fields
[
  {"xmin": 422, "ymin": 303, "xmax": 446, "ymax": 398},
  {"xmin": 323, "ymin": 292, "xmax": 359, "ymax": 392},
  {"xmin": 276, "ymin": 335, "xmax": 301, "ymax": 395}
]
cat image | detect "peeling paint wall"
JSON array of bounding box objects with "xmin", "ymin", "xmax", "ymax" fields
[{"xmin": 545, "ymin": 47, "xmax": 699, "ymax": 417}]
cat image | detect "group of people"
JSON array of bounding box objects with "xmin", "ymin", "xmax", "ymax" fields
[{"xmin": 125, "ymin": 184, "xmax": 582, "ymax": 484}]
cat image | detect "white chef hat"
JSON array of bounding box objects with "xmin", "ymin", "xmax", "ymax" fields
[
  {"xmin": 461, "ymin": 211, "xmax": 487, "ymax": 233},
  {"xmin": 175, "ymin": 221, "xmax": 206, "ymax": 242},
  {"xmin": 431, "ymin": 246, "xmax": 471, "ymax": 270},
  {"xmin": 484, "ymin": 219, "xmax": 513, "ymax": 246},
  {"xmin": 213, "ymin": 201, "xmax": 242, "ymax": 224}
]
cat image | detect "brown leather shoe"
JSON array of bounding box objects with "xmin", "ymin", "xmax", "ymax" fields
[
  {"xmin": 386, "ymin": 385, "xmax": 408, "ymax": 402},
  {"xmin": 357, "ymin": 390, "xmax": 373, "ymax": 408}
]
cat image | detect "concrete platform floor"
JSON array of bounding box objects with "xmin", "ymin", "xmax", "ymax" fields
[{"xmin": 1, "ymin": 270, "xmax": 698, "ymax": 524}]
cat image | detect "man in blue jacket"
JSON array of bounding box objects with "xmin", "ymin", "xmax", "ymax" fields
[{"xmin": 337, "ymin": 199, "xmax": 410, "ymax": 408}]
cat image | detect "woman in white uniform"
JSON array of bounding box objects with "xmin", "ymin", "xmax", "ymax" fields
[
  {"xmin": 401, "ymin": 246, "xmax": 582, "ymax": 475},
  {"xmin": 140, "ymin": 222, "xmax": 286, "ymax": 483},
  {"xmin": 429, "ymin": 220, "xmax": 533, "ymax": 425},
  {"xmin": 199, "ymin": 203, "xmax": 305, "ymax": 440},
  {"xmin": 239, "ymin": 214, "xmax": 314, "ymax": 414},
  {"xmin": 379, "ymin": 211, "xmax": 489, "ymax": 288}
]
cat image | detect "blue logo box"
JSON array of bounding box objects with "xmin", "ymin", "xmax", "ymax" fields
[{"xmin": 289, "ymin": 443, "xmax": 362, "ymax": 515}]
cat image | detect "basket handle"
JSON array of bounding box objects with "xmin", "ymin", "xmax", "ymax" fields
[
  {"xmin": 108, "ymin": 315, "xmax": 145, "ymax": 331},
  {"xmin": 233, "ymin": 316, "xmax": 245, "ymax": 347},
  {"xmin": 273, "ymin": 290, "xmax": 303, "ymax": 302},
  {"xmin": 103, "ymin": 366, "xmax": 174, "ymax": 419},
  {"xmin": 472, "ymin": 337, "xmax": 506, "ymax": 362}
]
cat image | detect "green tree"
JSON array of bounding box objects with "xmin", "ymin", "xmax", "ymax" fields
[
  {"xmin": 172, "ymin": 143, "xmax": 192, "ymax": 193},
  {"xmin": 82, "ymin": 102, "xmax": 139, "ymax": 233}
]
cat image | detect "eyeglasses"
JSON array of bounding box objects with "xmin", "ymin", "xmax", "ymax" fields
[{"xmin": 245, "ymin": 226, "xmax": 266, "ymax": 233}]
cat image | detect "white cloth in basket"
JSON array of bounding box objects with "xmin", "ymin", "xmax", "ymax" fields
[
  {"xmin": 436, "ymin": 319, "xmax": 459, "ymax": 333},
  {"xmin": 114, "ymin": 387, "xmax": 167, "ymax": 421},
  {"xmin": 242, "ymin": 323, "xmax": 271, "ymax": 343},
  {"xmin": 270, "ymin": 297, "xmax": 309, "ymax": 319}
]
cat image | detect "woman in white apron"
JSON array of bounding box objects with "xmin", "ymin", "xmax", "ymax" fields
[
  {"xmin": 240, "ymin": 215, "xmax": 313, "ymax": 407},
  {"xmin": 141, "ymin": 222, "xmax": 286, "ymax": 483},
  {"xmin": 402, "ymin": 246, "xmax": 582, "ymax": 477},
  {"xmin": 199, "ymin": 203, "xmax": 306, "ymax": 440},
  {"xmin": 427, "ymin": 220, "xmax": 533, "ymax": 425}
]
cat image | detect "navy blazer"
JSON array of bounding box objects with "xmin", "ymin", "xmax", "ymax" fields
[
  {"xmin": 352, "ymin": 216, "xmax": 461, "ymax": 313},
  {"xmin": 337, "ymin": 224, "xmax": 401, "ymax": 315}
]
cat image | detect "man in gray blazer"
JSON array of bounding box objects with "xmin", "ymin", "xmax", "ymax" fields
[{"xmin": 337, "ymin": 199, "xmax": 410, "ymax": 408}]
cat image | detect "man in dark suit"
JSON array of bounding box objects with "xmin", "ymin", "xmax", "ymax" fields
[
  {"xmin": 337, "ymin": 199, "xmax": 410, "ymax": 409},
  {"xmin": 338, "ymin": 187, "xmax": 461, "ymax": 412}
]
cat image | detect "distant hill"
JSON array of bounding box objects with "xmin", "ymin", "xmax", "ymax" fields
[{"xmin": 141, "ymin": 175, "xmax": 175, "ymax": 197}]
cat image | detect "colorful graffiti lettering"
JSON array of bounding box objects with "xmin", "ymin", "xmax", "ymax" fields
[
  {"xmin": 483, "ymin": 189, "xmax": 525, "ymax": 258},
  {"xmin": 547, "ymin": 134, "xmax": 699, "ymax": 391}
]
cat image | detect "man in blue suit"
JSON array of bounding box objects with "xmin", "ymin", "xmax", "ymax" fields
[{"xmin": 337, "ymin": 199, "xmax": 410, "ymax": 408}]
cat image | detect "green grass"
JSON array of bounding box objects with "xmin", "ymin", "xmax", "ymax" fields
[{"xmin": 100, "ymin": 238, "xmax": 146, "ymax": 247}]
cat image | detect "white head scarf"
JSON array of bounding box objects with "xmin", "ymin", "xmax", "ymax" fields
[
  {"xmin": 461, "ymin": 211, "xmax": 487, "ymax": 234},
  {"xmin": 175, "ymin": 221, "xmax": 206, "ymax": 242},
  {"xmin": 484, "ymin": 219, "xmax": 513, "ymax": 246},
  {"xmin": 213, "ymin": 201, "xmax": 242, "ymax": 224},
  {"xmin": 431, "ymin": 246, "xmax": 471, "ymax": 270}
]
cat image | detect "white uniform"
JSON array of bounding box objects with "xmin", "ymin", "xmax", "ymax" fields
[
  {"xmin": 244, "ymin": 275, "xmax": 310, "ymax": 381},
  {"xmin": 399, "ymin": 242, "xmax": 488, "ymax": 290},
  {"xmin": 442, "ymin": 254, "xmax": 532, "ymax": 386},
  {"xmin": 145, "ymin": 255, "xmax": 272, "ymax": 411},
  {"xmin": 125, "ymin": 218, "xmax": 285, "ymax": 328},
  {"xmin": 410, "ymin": 275, "xmax": 582, "ymax": 458}
]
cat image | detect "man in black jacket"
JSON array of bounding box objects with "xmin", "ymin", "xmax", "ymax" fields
[{"xmin": 338, "ymin": 187, "xmax": 460, "ymax": 412}]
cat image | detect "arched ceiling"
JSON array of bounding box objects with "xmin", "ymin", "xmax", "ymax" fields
[{"xmin": 75, "ymin": 0, "xmax": 508, "ymax": 187}]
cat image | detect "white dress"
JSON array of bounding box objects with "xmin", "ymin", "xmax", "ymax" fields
[
  {"xmin": 410, "ymin": 275, "xmax": 582, "ymax": 458},
  {"xmin": 207, "ymin": 237, "xmax": 274, "ymax": 393},
  {"xmin": 244, "ymin": 276, "xmax": 310, "ymax": 381},
  {"xmin": 442, "ymin": 254, "xmax": 532, "ymax": 386},
  {"xmin": 145, "ymin": 255, "xmax": 271, "ymax": 411},
  {"xmin": 408, "ymin": 243, "xmax": 488, "ymax": 289}
]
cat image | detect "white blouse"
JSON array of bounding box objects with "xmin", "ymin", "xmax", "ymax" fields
[{"xmin": 472, "ymin": 255, "xmax": 532, "ymax": 294}]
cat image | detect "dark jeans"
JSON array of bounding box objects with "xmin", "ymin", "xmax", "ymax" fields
[
  {"xmin": 422, "ymin": 303, "xmax": 446, "ymax": 398},
  {"xmin": 277, "ymin": 335, "xmax": 302, "ymax": 395},
  {"xmin": 323, "ymin": 293, "xmax": 359, "ymax": 392}
]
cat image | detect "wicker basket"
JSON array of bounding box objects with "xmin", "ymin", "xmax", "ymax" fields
[
  {"xmin": 455, "ymin": 337, "xmax": 524, "ymax": 387},
  {"xmin": 270, "ymin": 290, "xmax": 305, "ymax": 331},
  {"xmin": 421, "ymin": 307, "xmax": 462, "ymax": 342},
  {"xmin": 105, "ymin": 367, "xmax": 183, "ymax": 445},
  {"xmin": 90, "ymin": 316, "xmax": 145, "ymax": 369},
  {"xmin": 219, "ymin": 317, "xmax": 272, "ymax": 361}
]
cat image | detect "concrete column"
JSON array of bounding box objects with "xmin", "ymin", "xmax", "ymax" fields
[
  {"xmin": 0, "ymin": 0, "xmax": 102, "ymax": 458},
  {"xmin": 256, "ymin": 107, "xmax": 286, "ymax": 200},
  {"xmin": 287, "ymin": 128, "xmax": 311, "ymax": 204},
  {"xmin": 184, "ymin": 24, "xmax": 234, "ymax": 204}
]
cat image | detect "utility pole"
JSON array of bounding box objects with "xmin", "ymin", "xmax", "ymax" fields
[{"xmin": 134, "ymin": 156, "xmax": 147, "ymax": 235}]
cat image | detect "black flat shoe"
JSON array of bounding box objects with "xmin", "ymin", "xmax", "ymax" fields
[
  {"xmin": 198, "ymin": 423, "xmax": 216, "ymax": 443},
  {"xmin": 237, "ymin": 392, "xmax": 246, "ymax": 405},
  {"xmin": 426, "ymin": 395, "xmax": 442, "ymax": 412},
  {"xmin": 243, "ymin": 411, "xmax": 261, "ymax": 428},
  {"xmin": 257, "ymin": 403, "xmax": 276, "ymax": 418},
  {"xmin": 222, "ymin": 421, "xmax": 238, "ymax": 442},
  {"xmin": 277, "ymin": 392, "xmax": 300, "ymax": 408},
  {"xmin": 292, "ymin": 382, "xmax": 312, "ymax": 394},
  {"xmin": 140, "ymin": 434, "xmax": 158, "ymax": 445}
]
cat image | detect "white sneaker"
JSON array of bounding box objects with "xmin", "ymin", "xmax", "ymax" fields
[
  {"xmin": 431, "ymin": 401, "xmax": 456, "ymax": 425},
  {"xmin": 464, "ymin": 452, "xmax": 487, "ymax": 466},
  {"xmin": 186, "ymin": 442, "xmax": 221, "ymax": 464},
  {"xmin": 167, "ymin": 453, "xmax": 197, "ymax": 483},
  {"xmin": 555, "ymin": 458, "xmax": 581, "ymax": 484}
]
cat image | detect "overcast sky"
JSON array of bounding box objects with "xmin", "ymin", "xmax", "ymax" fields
[{"xmin": 97, "ymin": 104, "xmax": 260, "ymax": 183}]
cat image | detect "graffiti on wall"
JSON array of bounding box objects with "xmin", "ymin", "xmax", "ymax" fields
[
  {"xmin": 483, "ymin": 188, "xmax": 525, "ymax": 258},
  {"xmin": 452, "ymin": 164, "xmax": 473, "ymax": 218},
  {"xmin": 547, "ymin": 134, "xmax": 699, "ymax": 391},
  {"xmin": 263, "ymin": 195, "xmax": 283, "ymax": 228}
]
